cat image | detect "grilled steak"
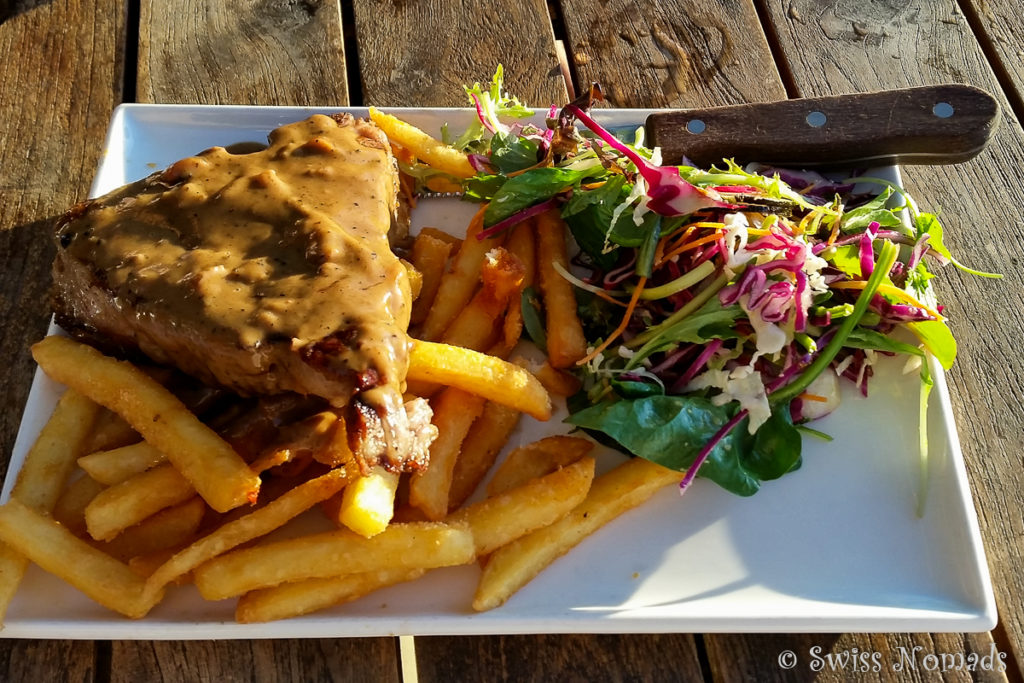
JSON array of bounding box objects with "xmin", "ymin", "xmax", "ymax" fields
[{"xmin": 52, "ymin": 113, "xmax": 432, "ymax": 470}]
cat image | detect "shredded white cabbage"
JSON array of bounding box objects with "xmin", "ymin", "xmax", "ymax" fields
[{"xmin": 685, "ymin": 364, "xmax": 771, "ymax": 434}]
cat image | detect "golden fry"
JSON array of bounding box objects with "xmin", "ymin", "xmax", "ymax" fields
[
  {"xmin": 78, "ymin": 442, "xmax": 167, "ymax": 486},
  {"xmin": 83, "ymin": 409, "xmax": 139, "ymax": 453},
  {"xmin": 474, "ymin": 458, "xmax": 682, "ymax": 611},
  {"xmin": 237, "ymin": 567, "xmax": 425, "ymax": 623},
  {"xmin": 487, "ymin": 436, "xmax": 595, "ymax": 497},
  {"xmin": 100, "ymin": 497, "xmax": 206, "ymax": 561},
  {"xmin": 142, "ymin": 469, "xmax": 347, "ymax": 603},
  {"xmin": 0, "ymin": 389, "xmax": 100, "ymax": 623},
  {"xmin": 409, "ymin": 388, "xmax": 485, "ymax": 520},
  {"xmin": 527, "ymin": 359, "xmax": 583, "ymax": 397},
  {"xmin": 407, "ymin": 340, "xmax": 551, "ymax": 421},
  {"xmin": 535, "ymin": 209, "xmax": 587, "ymax": 368},
  {"xmin": 52, "ymin": 475, "xmax": 106, "ymax": 537},
  {"xmin": 31, "ymin": 336, "xmax": 260, "ymax": 512},
  {"xmin": 368, "ymin": 107, "xmax": 475, "ymax": 178},
  {"xmin": 441, "ymin": 247, "xmax": 525, "ymax": 351},
  {"xmin": 84, "ymin": 463, "xmax": 196, "ymax": 542},
  {"xmin": 194, "ymin": 521, "xmax": 474, "ymax": 600},
  {"xmin": 448, "ymin": 402, "xmax": 520, "ymax": 511},
  {"xmin": 419, "ymin": 210, "xmax": 505, "ymax": 341},
  {"xmin": 418, "ymin": 227, "xmax": 462, "ymax": 249},
  {"xmin": 450, "ymin": 456, "xmax": 594, "ymax": 556},
  {"xmin": 410, "ymin": 232, "xmax": 453, "ymax": 326},
  {"xmin": 0, "ymin": 499, "xmax": 157, "ymax": 618}
]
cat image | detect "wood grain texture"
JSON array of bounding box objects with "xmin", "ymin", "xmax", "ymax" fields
[
  {"xmin": 706, "ymin": 633, "xmax": 1008, "ymax": 682},
  {"xmin": 414, "ymin": 633, "xmax": 706, "ymax": 683},
  {"xmin": 559, "ymin": 0, "xmax": 786, "ymax": 108},
  {"xmin": 0, "ymin": 0, "xmax": 123, "ymax": 674},
  {"xmin": 350, "ymin": 0, "xmax": 568, "ymax": 107},
  {"xmin": 109, "ymin": 638, "xmax": 400, "ymax": 682},
  {"xmin": 137, "ymin": 0, "xmax": 349, "ymax": 105},
  {"xmin": 0, "ymin": 0, "xmax": 125, "ymax": 501},
  {"xmin": 958, "ymin": 1, "xmax": 1024, "ymax": 114},
  {"xmin": 0, "ymin": 639, "xmax": 97, "ymax": 682},
  {"xmin": 728, "ymin": 0, "xmax": 1024, "ymax": 676}
]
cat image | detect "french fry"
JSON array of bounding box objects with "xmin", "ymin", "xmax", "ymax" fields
[
  {"xmin": 237, "ymin": 567, "xmax": 425, "ymax": 623},
  {"xmin": 448, "ymin": 402, "xmax": 520, "ymax": 511},
  {"xmin": 441, "ymin": 247, "xmax": 526, "ymax": 351},
  {"xmin": 100, "ymin": 497, "xmax": 206, "ymax": 561},
  {"xmin": 450, "ymin": 456, "xmax": 595, "ymax": 556},
  {"xmin": 84, "ymin": 409, "xmax": 139, "ymax": 453},
  {"xmin": 407, "ymin": 340, "xmax": 551, "ymax": 421},
  {"xmin": 141, "ymin": 468, "xmax": 347, "ymax": 603},
  {"xmin": 31, "ymin": 336, "xmax": 260, "ymax": 512},
  {"xmin": 194, "ymin": 521, "xmax": 475, "ymax": 600},
  {"xmin": 487, "ymin": 436, "xmax": 595, "ymax": 496},
  {"xmin": 535, "ymin": 209, "xmax": 587, "ymax": 368},
  {"xmin": 84, "ymin": 463, "xmax": 196, "ymax": 542},
  {"xmin": 368, "ymin": 107, "xmax": 475, "ymax": 178},
  {"xmin": 473, "ymin": 458, "xmax": 683, "ymax": 611},
  {"xmin": 52, "ymin": 475, "xmax": 106, "ymax": 537},
  {"xmin": 530, "ymin": 360, "xmax": 583, "ymax": 397},
  {"xmin": 78, "ymin": 442, "xmax": 167, "ymax": 485},
  {"xmin": 337, "ymin": 466, "xmax": 400, "ymax": 537},
  {"xmin": 408, "ymin": 388, "xmax": 485, "ymax": 520},
  {"xmin": 418, "ymin": 227, "xmax": 462, "ymax": 249},
  {"xmin": 11, "ymin": 388, "xmax": 99, "ymax": 511},
  {"xmin": 410, "ymin": 232, "xmax": 453, "ymax": 325},
  {"xmin": 0, "ymin": 499, "xmax": 158, "ymax": 618},
  {"xmin": 485, "ymin": 219, "xmax": 537, "ymax": 359},
  {"xmin": 0, "ymin": 389, "xmax": 100, "ymax": 622},
  {"xmin": 419, "ymin": 209, "xmax": 505, "ymax": 341}
]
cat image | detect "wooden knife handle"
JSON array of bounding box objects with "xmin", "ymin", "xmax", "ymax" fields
[{"xmin": 646, "ymin": 84, "xmax": 1000, "ymax": 167}]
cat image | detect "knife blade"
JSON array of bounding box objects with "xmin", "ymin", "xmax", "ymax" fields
[{"xmin": 646, "ymin": 84, "xmax": 999, "ymax": 167}]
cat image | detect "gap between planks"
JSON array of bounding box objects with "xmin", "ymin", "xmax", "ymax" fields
[{"xmin": 398, "ymin": 635, "xmax": 419, "ymax": 683}]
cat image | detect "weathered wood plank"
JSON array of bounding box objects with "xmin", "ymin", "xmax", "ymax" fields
[
  {"xmin": 706, "ymin": 633, "xmax": 1008, "ymax": 682},
  {"xmin": 350, "ymin": 0, "xmax": 568, "ymax": 106},
  {"xmin": 415, "ymin": 634, "xmax": 706, "ymax": 683},
  {"xmin": 0, "ymin": 639, "xmax": 97, "ymax": 683},
  {"xmin": 950, "ymin": 2, "xmax": 1024, "ymax": 114},
  {"xmin": 0, "ymin": 0, "xmax": 124, "ymax": 676},
  {"xmin": 109, "ymin": 639, "xmax": 400, "ymax": 683},
  {"xmin": 137, "ymin": 0, "xmax": 349, "ymax": 105},
  {"xmin": 559, "ymin": 0, "xmax": 787, "ymax": 107},
  {"xmin": 708, "ymin": 0, "xmax": 1024, "ymax": 678}
]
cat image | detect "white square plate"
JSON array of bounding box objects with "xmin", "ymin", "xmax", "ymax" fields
[{"xmin": 3, "ymin": 104, "xmax": 996, "ymax": 638}]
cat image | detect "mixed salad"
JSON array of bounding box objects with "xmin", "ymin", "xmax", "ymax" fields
[{"xmin": 402, "ymin": 67, "xmax": 998, "ymax": 512}]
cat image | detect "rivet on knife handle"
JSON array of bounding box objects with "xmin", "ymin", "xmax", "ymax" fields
[{"xmin": 647, "ymin": 84, "xmax": 1000, "ymax": 167}]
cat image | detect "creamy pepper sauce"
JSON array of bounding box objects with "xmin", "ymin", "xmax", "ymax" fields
[{"xmin": 56, "ymin": 114, "xmax": 411, "ymax": 405}]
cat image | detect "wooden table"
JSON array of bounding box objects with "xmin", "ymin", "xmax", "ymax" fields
[{"xmin": 2, "ymin": 1, "xmax": 1022, "ymax": 680}]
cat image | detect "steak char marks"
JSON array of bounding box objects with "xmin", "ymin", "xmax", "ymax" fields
[{"xmin": 52, "ymin": 113, "xmax": 434, "ymax": 471}]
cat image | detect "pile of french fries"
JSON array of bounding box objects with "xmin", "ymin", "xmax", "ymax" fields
[{"xmin": 0, "ymin": 111, "xmax": 686, "ymax": 625}]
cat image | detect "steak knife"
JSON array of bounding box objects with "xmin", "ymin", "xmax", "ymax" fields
[{"xmin": 645, "ymin": 84, "xmax": 999, "ymax": 167}]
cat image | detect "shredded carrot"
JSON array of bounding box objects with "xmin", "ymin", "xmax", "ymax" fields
[
  {"xmin": 799, "ymin": 393, "xmax": 829, "ymax": 403},
  {"xmin": 825, "ymin": 216, "xmax": 842, "ymax": 247},
  {"xmin": 656, "ymin": 222, "xmax": 726, "ymax": 266},
  {"xmin": 576, "ymin": 276, "xmax": 648, "ymax": 365},
  {"xmin": 508, "ymin": 160, "xmax": 552, "ymax": 177},
  {"xmin": 659, "ymin": 231, "xmax": 724, "ymax": 265},
  {"xmin": 831, "ymin": 281, "xmax": 944, "ymax": 320}
]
